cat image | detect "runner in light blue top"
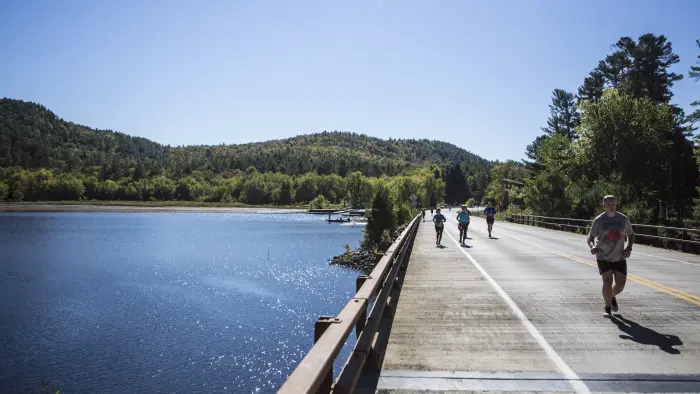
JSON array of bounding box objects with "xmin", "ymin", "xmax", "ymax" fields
[{"xmin": 456, "ymin": 205, "xmax": 471, "ymax": 245}]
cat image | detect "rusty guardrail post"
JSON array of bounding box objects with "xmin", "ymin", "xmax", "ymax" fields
[
  {"xmin": 355, "ymin": 275, "xmax": 369, "ymax": 339},
  {"xmin": 315, "ymin": 316, "xmax": 336, "ymax": 394}
]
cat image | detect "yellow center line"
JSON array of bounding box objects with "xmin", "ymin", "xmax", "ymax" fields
[{"xmin": 500, "ymin": 230, "xmax": 700, "ymax": 307}]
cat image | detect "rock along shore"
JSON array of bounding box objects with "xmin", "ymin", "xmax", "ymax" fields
[{"xmin": 329, "ymin": 222, "xmax": 410, "ymax": 273}]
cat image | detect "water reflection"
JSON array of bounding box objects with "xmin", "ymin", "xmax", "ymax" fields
[{"xmin": 0, "ymin": 212, "xmax": 363, "ymax": 393}]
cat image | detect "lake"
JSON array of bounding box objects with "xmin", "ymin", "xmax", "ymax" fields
[{"xmin": 0, "ymin": 212, "xmax": 365, "ymax": 393}]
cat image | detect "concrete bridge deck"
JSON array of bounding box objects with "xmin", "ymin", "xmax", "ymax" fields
[{"xmin": 363, "ymin": 216, "xmax": 700, "ymax": 393}]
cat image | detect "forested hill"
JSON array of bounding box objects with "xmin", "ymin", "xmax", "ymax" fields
[{"xmin": 0, "ymin": 98, "xmax": 490, "ymax": 178}]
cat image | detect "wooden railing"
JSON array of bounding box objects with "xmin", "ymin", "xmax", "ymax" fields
[
  {"xmin": 277, "ymin": 214, "xmax": 421, "ymax": 394},
  {"xmin": 507, "ymin": 214, "xmax": 700, "ymax": 253}
]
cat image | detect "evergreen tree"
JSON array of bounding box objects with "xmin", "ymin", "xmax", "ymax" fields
[
  {"xmin": 688, "ymin": 39, "xmax": 700, "ymax": 124},
  {"xmin": 444, "ymin": 164, "xmax": 471, "ymax": 204},
  {"xmin": 542, "ymin": 89, "xmax": 580, "ymax": 141},
  {"xmin": 363, "ymin": 187, "xmax": 396, "ymax": 250},
  {"xmin": 578, "ymin": 34, "xmax": 683, "ymax": 105}
]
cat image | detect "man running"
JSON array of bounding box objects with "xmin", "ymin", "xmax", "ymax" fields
[
  {"xmin": 587, "ymin": 195, "xmax": 634, "ymax": 317},
  {"xmin": 433, "ymin": 208, "xmax": 446, "ymax": 246},
  {"xmin": 421, "ymin": 209, "xmax": 426, "ymax": 222},
  {"xmin": 483, "ymin": 202, "xmax": 496, "ymax": 238},
  {"xmin": 456, "ymin": 204, "xmax": 471, "ymax": 245}
]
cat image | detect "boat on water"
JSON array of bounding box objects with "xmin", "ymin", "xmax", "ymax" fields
[
  {"xmin": 327, "ymin": 218, "xmax": 351, "ymax": 223},
  {"xmin": 326, "ymin": 214, "xmax": 351, "ymax": 223}
]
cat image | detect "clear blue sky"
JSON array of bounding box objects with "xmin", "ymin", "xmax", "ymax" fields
[{"xmin": 2, "ymin": 0, "xmax": 699, "ymax": 161}]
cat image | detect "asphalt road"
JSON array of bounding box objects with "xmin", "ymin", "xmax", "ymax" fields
[{"xmin": 366, "ymin": 215, "xmax": 700, "ymax": 394}]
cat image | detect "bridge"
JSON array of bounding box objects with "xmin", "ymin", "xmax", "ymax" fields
[{"xmin": 279, "ymin": 212, "xmax": 700, "ymax": 394}]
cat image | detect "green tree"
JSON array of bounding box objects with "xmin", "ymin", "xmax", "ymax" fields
[
  {"xmin": 524, "ymin": 135, "xmax": 550, "ymax": 172},
  {"xmin": 151, "ymin": 176, "xmax": 175, "ymax": 201},
  {"xmin": 362, "ymin": 186, "xmax": 396, "ymax": 250},
  {"xmin": 48, "ymin": 173, "xmax": 85, "ymax": 200},
  {"xmin": 578, "ymin": 70, "xmax": 606, "ymax": 102},
  {"xmin": 577, "ymin": 89, "xmax": 675, "ymax": 214},
  {"xmin": 175, "ymin": 177, "xmax": 204, "ymax": 201},
  {"xmin": 272, "ymin": 180, "xmax": 294, "ymax": 205},
  {"xmin": 10, "ymin": 181, "xmax": 24, "ymax": 201},
  {"xmin": 542, "ymin": 89, "xmax": 580, "ymax": 141},
  {"xmin": 240, "ymin": 174, "xmax": 269, "ymax": 204},
  {"xmin": 485, "ymin": 161, "xmax": 526, "ymax": 208},
  {"xmin": 694, "ymin": 137, "xmax": 700, "ymax": 219},
  {"xmin": 444, "ymin": 164, "xmax": 471, "ymax": 205},
  {"xmin": 295, "ymin": 174, "xmax": 318, "ymax": 203},
  {"xmin": 688, "ymin": 39, "xmax": 700, "ymax": 124},
  {"xmin": 0, "ymin": 181, "xmax": 8, "ymax": 200},
  {"xmin": 523, "ymin": 134, "xmax": 574, "ymax": 216},
  {"xmin": 689, "ymin": 39, "xmax": 700, "ymax": 219},
  {"xmin": 309, "ymin": 195, "xmax": 329, "ymax": 209},
  {"xmin": 345, "ymin": 171, "xmax": 372, "ymax": 208},
  {"xmin": 578, "ymin": 34, "xmax": 683, "ymax": 105}
]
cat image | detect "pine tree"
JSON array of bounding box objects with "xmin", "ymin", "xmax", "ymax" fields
[
  {"xmin": 688, "ymin": 39, "xmax": 700, "ymax": 124},
  {"xmin": 542, "ymin": 89, "xmax": 580, "ymax": 141}
]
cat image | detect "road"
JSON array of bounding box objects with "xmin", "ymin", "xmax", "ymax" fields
[{"xmin": 360, "ymin": 215, "xmax": 700, "ymax": 393}]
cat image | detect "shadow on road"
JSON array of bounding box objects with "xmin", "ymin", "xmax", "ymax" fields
[{"xmin": 611, "ymin": 315, "xmax": 682, "ymax": 354}]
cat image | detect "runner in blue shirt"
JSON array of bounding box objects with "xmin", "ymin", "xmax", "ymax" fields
[
  {"xmin": 456, "ymin": 204, "xmax": 471, "ymax": 245},
  {"xmin": 484, "ymin": 202, "xmax": 497, "ymax": 238},
  {"xmin": 432, "ymin": 208, "xmax": 446, "ymax": 246}
]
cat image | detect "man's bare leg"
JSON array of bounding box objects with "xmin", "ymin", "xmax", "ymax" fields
[
  {"xmin": 613, "ymin": 271, "xmax": 627, "ymax": 296},
  {"xmin": 602, "ymin": 271, "xmax": 614, "ymax": 313}
]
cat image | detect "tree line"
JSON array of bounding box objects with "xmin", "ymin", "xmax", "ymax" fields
[
  {"xmin": 0, "ymin": 165, "xmax": 452, "ymax": 209},
  {"xmin": 0, "ymin": 98, "xmax": 489, "ymax": 207},
  {"xmin": 0, "ymin": 99, "xmax": 490, "ymax": 182},
  {"xmin": 483, "ymin": 34, "xmax": 700, "ymax": 226}
]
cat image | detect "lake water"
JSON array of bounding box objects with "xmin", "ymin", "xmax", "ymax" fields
[{"xmin": 0, "ymin": 212, "xmax": 365, "ymax": 394}]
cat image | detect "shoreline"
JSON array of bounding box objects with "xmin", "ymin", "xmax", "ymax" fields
[{"xmin": 0, "ymin": 202, "xmax": 309, "ymax": 213}]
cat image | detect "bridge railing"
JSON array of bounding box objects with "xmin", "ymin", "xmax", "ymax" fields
[
  {"xmin": 507, "ymin": 214, "xmax": 700, "ymax": 253},
  {"xmin": 277, "ymin": 214, "xmax": 421, "ymax": 394}
]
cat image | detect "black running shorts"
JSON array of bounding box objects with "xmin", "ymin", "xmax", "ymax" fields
[
  {"xmin": 597, "ymin": 259, "xmax": 627, "ymax": 275},
  {"xmin": 435, "ymin": 225, "xmax": 444, "ymax": 234}
]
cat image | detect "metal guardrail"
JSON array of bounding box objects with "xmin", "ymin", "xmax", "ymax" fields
[
  {"xmin": 278, "ymin": 214, "xmax": 421, "ymax": 394},
  {"xmin": 507, "ymin": 214, "xmax": 700, "ymax": 252}
]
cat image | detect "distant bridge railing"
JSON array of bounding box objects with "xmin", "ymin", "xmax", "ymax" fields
[
  {"xmin": 507, "ymin": 214, "xmax": 700, "ymax": 254},
  {"xmin": 277, "ymin": 214, "xmax": 421, "ymax": 394}
]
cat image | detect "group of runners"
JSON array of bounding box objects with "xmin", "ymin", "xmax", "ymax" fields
[
  {"xmin": 420, "ymin": 195, "xmax": 634, "ymax": 317},
  {"xmin": 422, "ymin": 202, "xmax": 497, "ymax": 247}
]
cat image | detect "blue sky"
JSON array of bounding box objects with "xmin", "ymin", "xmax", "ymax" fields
[{"xmin": 2, "ymin": 0, "xmax": 699, "ymax": 161}]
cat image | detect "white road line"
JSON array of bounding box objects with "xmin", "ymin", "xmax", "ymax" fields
[
  {"xmin": 632, "ymin": 251, "xmax": 700, "ymax": 267},
  {"xmin": 443, "ymin": 229, "xmax": 591, "ymax": 394}
]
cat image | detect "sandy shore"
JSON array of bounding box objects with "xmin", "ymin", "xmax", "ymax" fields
[{"xmin": 0, "ymin": 202, "xmax": 307, "ymax": 214}]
